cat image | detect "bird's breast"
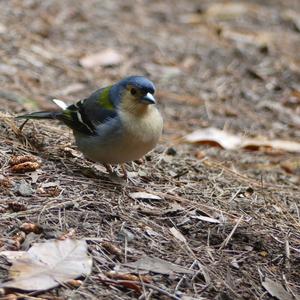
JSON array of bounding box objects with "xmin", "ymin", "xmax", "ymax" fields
[
  {"xmin": 75, "ymin": 107, "xmax": 163, "ymax": 164},
  {"xmin": 120, "ymin": 106, "xmax": 163, "ymax": 145}
]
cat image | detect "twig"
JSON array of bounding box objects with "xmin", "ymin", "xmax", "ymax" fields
[
  {"xmin": 219, "ymin": 215, "xmax": 243, "ymax": 250},
  {"xmin": 96, "ymin": 277, "xmax": 181, "ymax": 300}
]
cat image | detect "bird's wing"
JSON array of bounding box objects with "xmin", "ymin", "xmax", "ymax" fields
[{"xmin": 59, "ymin": 86, "xmax": 118, "ymax": 135}]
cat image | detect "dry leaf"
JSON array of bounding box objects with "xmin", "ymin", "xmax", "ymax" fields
[
  {"xmin": 123, "ymin": 256, "xmax": 194, "ymax": 275},
  {"xmin": 79, "ymin": 48, "xmax": 123, "ymax": 68},
  {"xmin": 129, "ymin": 192, "xmax": 162, "ymax": 201},
  {"xmin": 0, "ymin": 239, "xmax": 92, "ymax": 291},
  {"xmin": 185, "ymin": 127, "xmax": 300, "ymax": 153},
  {"xmin": 185, "ymin": 128, "xmax": 241, "ymax": 149},
  {"xmin": 170, "ymin": 227, "xmax": 187, "ymax": 243},
  {"xmin": 262, "ymin": 277, "xmax": 296, "ymax": 300},
  {"xmin": 242, "ymin": 138, "xmax": 300, "ymax": 153}
]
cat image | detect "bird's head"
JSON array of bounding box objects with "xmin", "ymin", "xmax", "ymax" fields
[{"xmin": 112, "ymin": 76, "xmax": 156, "ymax": 114}]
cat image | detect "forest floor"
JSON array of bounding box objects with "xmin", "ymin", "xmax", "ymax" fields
[{"xmin": 0, "ymin": 0, "xmax": 300, "ymax": 299}]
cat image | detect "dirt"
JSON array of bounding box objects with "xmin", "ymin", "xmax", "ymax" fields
[{"xmin": 0, "ymin": 0, "xmax": 300, "ymax": 299}]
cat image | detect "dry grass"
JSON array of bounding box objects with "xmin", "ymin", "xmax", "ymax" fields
[{"xmin": 0, "ymin": 0, "xmax": 300, "ymax": 299}]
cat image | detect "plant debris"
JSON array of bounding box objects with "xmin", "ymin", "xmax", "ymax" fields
[
  {"xmin": 0, "ymin": 239, "xmax": 92, "ymax": 292},
  {"xmin": 0, "ymin": 0, "xmax": 300, "ymax": 299}
]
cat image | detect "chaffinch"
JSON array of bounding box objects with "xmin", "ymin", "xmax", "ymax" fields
[{"xmin": 17, "ymin": 76, "xmax": 163, "ymax": 178}]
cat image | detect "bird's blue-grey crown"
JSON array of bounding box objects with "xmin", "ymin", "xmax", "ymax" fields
[{"xmin": 110, "ymin": 76, "xmax": 156, "ymax": 106}]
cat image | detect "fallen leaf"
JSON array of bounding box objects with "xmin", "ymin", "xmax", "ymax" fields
[
  {"xmin": 185, "ymin": 128, "xmax": 241, "ymax": 150},
  {"xmin": 262, "ymin": 277, "xmax": 295, "ymax": 300},
  {"xmin": 242, "ymin": 138, "xmax": 300, "ymax": 153},
  {"xmin": 123, "ymin": 256, "xmax": 194, "ymax": 275},
  {"xmin": 79, "ymin": 48, "xmax": 123, "ymax": 68},
  {"xmin": 184, "ymin": 127, "xmax": 300, "ymax": 153},
  {"xmin": 129, "ymin": 192, "xmax": 162, "ymax": 201},
  {"xmin": 0, "ymin": 239, "xmax": 92, "ymax": 291},
  {"xmin": 170, "ymin": 227, "xmax": 187, "ymax": 243}
]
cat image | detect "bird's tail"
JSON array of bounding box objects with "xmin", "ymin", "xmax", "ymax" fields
[
  {"xmin": 16, "ymin": 99, "xmax": 67, "ymax": 120},
  {"xmin": 16, "ymin": 111, "xmax": 60, "ymax": 120}
]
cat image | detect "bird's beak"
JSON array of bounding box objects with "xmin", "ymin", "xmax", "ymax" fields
[{"xmin": 141, "ymin": 92, "xmax": 156, "ymax": 105}]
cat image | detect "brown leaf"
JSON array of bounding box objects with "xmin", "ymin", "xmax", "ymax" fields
[
  {"xmin": 185, "ymin": 127, "xmax": 300, "ymax": 153},
  {"xmin": 185, "ymin": 128, "xmax": 241, "ymax": 150},
  {"xmin": 0, "ymin": 239, "xmax": 92, "ymax": 291},
  {"xmin": 79, "ymin": 48, "xmax": 123, "ymax": 68}
]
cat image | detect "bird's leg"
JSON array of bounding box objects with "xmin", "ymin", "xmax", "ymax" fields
[
  {"xmin": 103, "ymin": 163, "xmax": 114, "ymax": 175},
  {"xmin": 120, "ymin": 164, "xmax": 128, "ymax": 179},
  {"xmin": 18, "ymin": 119, "xmax": 29, "ymax": 132}
]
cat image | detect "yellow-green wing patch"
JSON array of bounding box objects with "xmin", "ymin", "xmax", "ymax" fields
[{"xmin": 98, "ymin": 86, "xmax": 114, "ymax": 110}]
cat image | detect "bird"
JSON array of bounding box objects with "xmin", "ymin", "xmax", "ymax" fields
[{"xmin": 17, "ymin": 76, "xmax": 163, "ymax": 179}]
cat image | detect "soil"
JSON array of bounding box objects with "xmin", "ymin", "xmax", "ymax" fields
[{"xmin": 0, "ymin": 0, "xmax": 299, "ymax": 299}]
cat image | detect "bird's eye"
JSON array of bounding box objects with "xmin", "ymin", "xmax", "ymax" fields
[{"xmin": 130, "ymin": 88, "xmax": 137, "ymax": 95}]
